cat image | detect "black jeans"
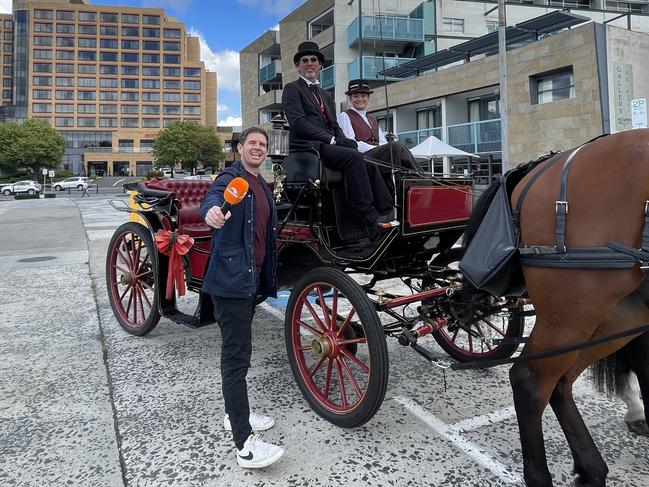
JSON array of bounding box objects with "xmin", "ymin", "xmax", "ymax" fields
[{"xmin": 211, "ymin": 294, "xmax": 257, "ymax": 450}]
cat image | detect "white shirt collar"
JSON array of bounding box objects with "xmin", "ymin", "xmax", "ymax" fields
[
  {"xmin": 300, "ymin": 75, "xmax": 320, "ymax": 87},
  {"xmin": 351, "ymin": 107, "xmax": 367, "ymax": 117}
]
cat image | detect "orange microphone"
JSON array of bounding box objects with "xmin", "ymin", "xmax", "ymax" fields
[{"xmin": 221, "ymin": 177, "xmax": 249, "ymax": 215}]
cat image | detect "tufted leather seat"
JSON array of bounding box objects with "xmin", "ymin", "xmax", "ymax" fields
[
  {"xmin": 145, "ymin": 178, "xmax": 213, "ymax": 238},
  {"xmin": 282, "ymin": 150, "xmax": 343, "ymax": 187}
]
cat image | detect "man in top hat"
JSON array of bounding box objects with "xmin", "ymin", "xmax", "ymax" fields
[
  {"xmin": 337, "ymin": 79, "xmax": 422, "ymax": 180},
  {"xmin": 281, "ymin": 41, "xmax": 393, "ymax": 236}
]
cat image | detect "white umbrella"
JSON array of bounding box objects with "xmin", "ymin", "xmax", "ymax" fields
[{"xmin": 409, "ymin": 135, "xmax": 479, "ymax": 159}]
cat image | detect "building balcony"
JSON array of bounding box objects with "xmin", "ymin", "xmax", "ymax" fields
[
  {"xmin": 259, "ymin": 59, "xmax": 281, "ymax": 84},
  {"xmin": 84, "ymin": 147, "xmax": 154, "ymax": 154},
  {"xmin": 319, "ymin": 65, "xmax": 335, "ymax": 90},
  {"xmin": 398, "ymin": 119, "xmax": 502, "ymax": 154},
  {"xmin": 348, "ymin": 56, "xmax": 415, "ymax": 81},
  {"xmin": 348, "ymin": 15, "xmax": 424, "ymax": 47}
]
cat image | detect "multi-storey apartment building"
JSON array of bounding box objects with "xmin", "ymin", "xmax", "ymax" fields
[
  {"xmin": 241, "ymin": 0, "xmax": 649, "ymax": 179},
  {"xmin": 0, "ymin": 0, "xmax": 218, "ymax": 176}
]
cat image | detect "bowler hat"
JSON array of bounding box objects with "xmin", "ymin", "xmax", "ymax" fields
[
  {"xmin": 293, "ymin": 41, "xmax": 325, "ymax": 65},
  {"xmin": 345, "ymin": 79, "xmax": 373, "ymax": 96}
]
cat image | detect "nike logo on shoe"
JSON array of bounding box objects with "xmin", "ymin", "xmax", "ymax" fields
[{"xmin": 238, "ymin": 452, "xmax": 253, "ymax": 460}]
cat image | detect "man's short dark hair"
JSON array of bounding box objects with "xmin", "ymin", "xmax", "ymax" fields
[{"xmin": 239, "ymin": 126, "xmax": 268, "ymax": 145}]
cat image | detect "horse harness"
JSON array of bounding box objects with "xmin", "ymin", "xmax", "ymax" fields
[{"xmin": 514, "ymin": 136, "xmax": 649, "ymax": 272}]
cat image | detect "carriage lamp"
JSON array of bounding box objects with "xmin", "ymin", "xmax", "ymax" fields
[{"xmin": 268, "ymin": 113, "xmax": 290, "ymax": 158}]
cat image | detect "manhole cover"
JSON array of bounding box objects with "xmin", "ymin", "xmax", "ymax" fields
[{"xmin": 18, "ymin": 256, "xmax": 57, "ymax": 263}]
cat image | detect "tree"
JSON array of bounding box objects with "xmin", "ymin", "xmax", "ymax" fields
[
  {"xmin": 0, "ymin": 119, "xmax": 64, "ymax": 175},
  {"xmin": 152, "ymin": 121, "xmax": 225, "ymax": 175}
]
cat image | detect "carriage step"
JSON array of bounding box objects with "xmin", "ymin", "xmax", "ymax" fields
[
  {"xmin": 511, "ymin": 309, "xmax": 536, "ymax": 317},
  {"xmin": 166, "ymin": 310, "xmax": 215, "ymax": 328},
  {"xmin": 493, "ymin": 336, "xmax": 528, "ymax": 345}
]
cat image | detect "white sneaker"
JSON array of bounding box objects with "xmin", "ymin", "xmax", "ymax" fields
[
  {"xmin": 224, "ymin": 411, "xmax": 275, "ymax": 432},
  {"xmin": 236, "ymin": 434, "xmax": 284, "ymax": 468}
]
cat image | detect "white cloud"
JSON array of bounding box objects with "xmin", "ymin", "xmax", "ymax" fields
[
  {"xmin": 218, "ymin": 116, "xmax": 242, "ymax": 127},
  {"xmin": 188, "ymin": 28, "xmax": 240, "ymax": 93},
  {"xmin": 0, "ymin": 0, "xmax": 11, "ymax": 14},
  {"xmin": 217, "ymin": 104, "xmax": 229, "ymax": 112},
  {"xmin": 236, "ymin": 0, "xmax": 305, "ymax": 15}
]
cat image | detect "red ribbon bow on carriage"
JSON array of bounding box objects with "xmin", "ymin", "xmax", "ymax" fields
[{"xmin": 154, "ymin": 230, "xmax": 194, "ymax": 300}]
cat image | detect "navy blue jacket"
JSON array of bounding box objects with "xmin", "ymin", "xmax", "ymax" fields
[{"xmin": 199, "ymin": 161, "xmax": 277, "ymax": 299}]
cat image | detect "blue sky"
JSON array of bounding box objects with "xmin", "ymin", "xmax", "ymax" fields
[{"xmin": 0, "ymin": 0, "xmax": 307, "ymax": 127}]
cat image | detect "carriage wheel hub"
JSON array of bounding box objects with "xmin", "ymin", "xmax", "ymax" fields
[
  {"xmin": 310, "ymin": 333, "xmax": 338, "ymax": 359},
  {"xmin": 120, "ymin": 273, "xmax": 134, "ymax": 285}
]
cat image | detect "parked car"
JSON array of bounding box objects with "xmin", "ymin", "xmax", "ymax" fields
[
  {"xmin": 53, "ymin": 177, "xmax": 90, "ymax": 191},
  {"xmin": 162, "ymin": 169, "xmax": 189, "ymax": 178},
  {"xmin": 1, "ymin": 180, "xmax": 42, "ymax": 196},
  {"xmin": 183, "ymin": 175, "xmax": 214, "ymax": 180}
]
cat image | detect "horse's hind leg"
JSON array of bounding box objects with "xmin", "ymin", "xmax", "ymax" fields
[{"xmin": 621, "ymin": 332, "xmax": 649, "ymax": 435}]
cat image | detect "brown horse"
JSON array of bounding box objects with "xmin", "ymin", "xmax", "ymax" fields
[{"xmin": 467, "ymin": 129, "xmax": 649, "ymax": 486}]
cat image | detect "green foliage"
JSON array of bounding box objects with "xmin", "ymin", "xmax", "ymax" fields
[
  {"xmin": 152, "ymin": 121, "xmax": 225, "ymax": 175},
  {"xmin": 146, "ymin": 170, "xmax": 164, "ymax": 179},
  {"xmin": 0, "ymin": 119, "xmax": 65, "ymax": 175},
  {"xmin": 53, "ymin": 170, "xmax": 74, "ymax": 179}
]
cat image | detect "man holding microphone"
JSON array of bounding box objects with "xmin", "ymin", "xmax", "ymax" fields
[{"xmin": 200, "ymin": 126, "xmax": 284, "ymax": 468}]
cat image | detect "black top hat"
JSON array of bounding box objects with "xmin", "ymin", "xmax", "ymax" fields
[
  {"xmin": 345, "ymin": 79, "xmax": 373, "ymax": 96},
  {"xmin": 293, "ymin": 41, "xmax": 325, "ymax": 65}
]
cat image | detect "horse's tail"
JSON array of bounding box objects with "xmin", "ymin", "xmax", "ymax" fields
[
  {"xmin": 462, "ymin": 179, "xmax": 500, "ymax": 249},
  {"xmin": 590, "ymin": 349, "xmax": 632, "ymax": 397}
]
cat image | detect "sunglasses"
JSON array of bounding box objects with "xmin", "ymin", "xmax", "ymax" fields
[{"xmin": 300, "ymin": 56, "xmax": 319, "ymax": 64}]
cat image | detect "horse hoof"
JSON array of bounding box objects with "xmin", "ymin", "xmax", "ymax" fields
[
  {"xmin": 573, "ymin": 478, "xmax": 606, "ymax": 487},
  {"xmin": 626, "ymin": 419, "xmax": 649, "ymax": 437}
]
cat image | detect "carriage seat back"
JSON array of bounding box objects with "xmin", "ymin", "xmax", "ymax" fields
[
  {"xmin": 145, "ymin": 178, "xmax": 213, "ymax": 238},
  {"xmin": 282, "ymin": 149, "xmax": 343, "ymax": 187}
]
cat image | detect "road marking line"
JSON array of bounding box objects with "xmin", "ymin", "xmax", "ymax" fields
[
  {"xmin": 450, "ymin": 406, "xmax": 517, "ymax": 433},
  {"xmin": 260, "ymin": 302, "xmax": 286, "ymax": 322},
  {"xmin": 394, "ymin": 396, "xmax": 523, "ymax": 485}
]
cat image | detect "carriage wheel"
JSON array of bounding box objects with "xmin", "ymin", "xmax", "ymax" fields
[
  {"xmin": 106, "ymin": 222, "xmax": 160, "ymax": 335},
  {"xmin": 429, "ymin": 248, "xmax": 524, "ymax": 362},
  {"xmin": 285, "ymin": 267, "xmax": 389, "ymax": 427}
]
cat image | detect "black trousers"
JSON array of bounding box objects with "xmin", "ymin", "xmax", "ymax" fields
[
  {"xmin": 211, "ymin": 294, "xmax": 257, "ymax": 450},
  {"xmin": 320, "ymin": 144, "xmax": 393, "ymax": 224},
  {"xmin": 365, "ymin": 141, "xmax": 423, "ymax": 173}
]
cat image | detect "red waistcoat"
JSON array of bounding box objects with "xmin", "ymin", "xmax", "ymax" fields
[{"xmin": 345, "ymin": 109, "xmax": 380, "ymax": 145}]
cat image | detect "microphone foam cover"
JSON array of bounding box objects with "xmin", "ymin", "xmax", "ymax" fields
[{"xmin": 224, "ymin": 177, "xmax": 249, "ymax": 205}]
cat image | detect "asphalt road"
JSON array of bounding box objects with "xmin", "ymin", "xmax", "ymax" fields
[{"xmin": 1, "ymin": 196, "xmax": 648, "ymax": 486}]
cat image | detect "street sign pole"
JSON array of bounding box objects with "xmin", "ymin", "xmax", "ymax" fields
[{"xmin": 498, "ymin": 0, "xmax": 509, "ymax": 169}]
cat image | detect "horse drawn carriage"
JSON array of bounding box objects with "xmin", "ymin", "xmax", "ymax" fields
[{"xmin": 106, "ymin": 120, "xmax": 527, "ymax": 428}]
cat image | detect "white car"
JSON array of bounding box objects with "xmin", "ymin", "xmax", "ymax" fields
[
  {"xmin": 183, "ymin": 175, "xmax": 213, "ymax": 180},
  {"xmin": 1, "ymin": 180, "xmax": 42, "ymax": 196},
  {"xmin": 53, "ymin": 177, "xmax": 90, "ymax": 191}
]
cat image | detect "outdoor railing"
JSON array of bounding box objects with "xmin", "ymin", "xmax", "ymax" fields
[
  {"xmin": 319, "ymin": 65, "xmax": 335, "ymax": 90},
  {"xmin": 84, "ymin": 147, "xmax": 154, "ymax": 153},
  {"xmin": 259, "ymin": 59, "xmax": 281, "ymax": 84},
  {"xmin": 348, "ymin": 15, "xmax": 424, "ymax": 45},
  {"xmin": 348, "ymin": 56, "xmax": 415, "ymax": 81},
  {"xmin": 397, "ymin": 119, "xmax": 501, "ymax": 154}
]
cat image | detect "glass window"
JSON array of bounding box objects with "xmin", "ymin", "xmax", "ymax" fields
[
  {"xmin": 2, "ymin": 77, "xmax": 10, "ymax": 87},
  {"xmin": 142, "ymin": 15, "xmax": 160, "ymax": 25},
  {"xmin": 34, "ymin": 23, "xmax": 53, "ymax": 33},
  {"xmin": 3, "ymin": 67, "xmax": 11, "ymax": 76},
  {"xmin": 442, "ymin": 18, "xmax": 464, "ymax": 33},
  {"xmin": 55, "ymin": 77, "xmax": 73, "ymax": 87},
  {"xmin": 122, "ymin": 52, "xmax": 139, "ymax": 63},
  {"xmin": 121, "ymin": 79, "xmax": 139, "ymax": 89},
  {"xmin": 100, "ymin": 65, "xmax": 118, "ymax": 75},
  {"xmin": 3, "ymin": 55, "xmax": 12, "ymax": 64},
  {"xmin": 163, "ymin": 67, "xmax": 180, "ymax": 77},
  {"xmin": 56, "ymin": 11, "xmax": 75, "ymax": 21},
  {"xmin": 531, "ymin": 68, "xmax": 575, "ymax": 105},
  {"xmin": 78, "ymin": 78, "xmax": 96, "ymax": 87},
  {"xmin": 79, "ymin": 12, "xmax": 96, "ymax": 21},
  {"xmin": 3, "ymin": 32, "xmax": 12, "ymax": 41},
  {"xmin": 122, "ymin": 40, "xmax": 139, "ymax": 50},
  {"xmin": 78, "ymin": 38, "xmax": 96, "ymax": 48},
  {"xmin": 163, "ymin": 28, "xmax": 181, "ymax": 38},
  {"xmin": 55, "ymin": 90, "xmax": 74, "ymax": 100},
  {"xmin": 164, "ymin": 54, "xmax": 180, "ymax": 64},
  {"xmin": 142, "ymin": 79, "xmax": 160, "ymax": 89},
  {"xmin": 4, "ymin": 20, "xmax": 12, "ymax": 29},
  {"xmin": 3, "ymin": 44, "xmax": 10, "ymax": 52},
  {"xmin": 100, "ymin": 26, "xmax": 118, "ymax": 36},
  {"xmin": 100, "ymin": 39, "xmax": 118, "ymax": 49},
  {"xmin": 34, "ymin": 10, "xmax": 53, "ymax": 20},
  {"xmin": 33, "ymin": 90, "xmax": 52, "ymax": 99},
  {"xmin": 184, "ymin": 93, "xmax": 201, "ymax": 103},
  {"xmin": 100, "ymin": 12, "xmax": 118, "ymax": 23},
  {"xmin": 121, "ymin": 92, "xmax": 139, "ymax": 101},
  {"xmin": 164, "ymin": 118, "xmax": 179, "ymax": 127},
  {"xmin": 100, "ymin": 52, "xmax": 118, "ymax": 62},
  {"xmin": 56, "ymin": 63, "xmax": 74, "ymax": 73},
  {"xmin": 33, "ymin": 76, "xmax": 52, "ymax": 86},
  {"xmin": 143, "ymin": 41, "xmax": 160, "ymax": 51},
  {"xmin": 78, "ymin": 118, "xmax": 96, "ymax": 127},
  {"xmin": 78, "ymin": 51, "xmax": 96, "ymax": 61},
  {"xmin": 34, "ymin": 36, "xmax": 52, "ymax": 46},
  {"xmin": 56, "ymin": 51, "xmax": 74, "ymax": 60},
  {"xmin": 78, "ymin": 104, "xmax": 96, "ymax": 113},
  {"xmin": 163, "ymin": 41, "xmax": 180, "ymax": 52},
  {"xmin": 56, "ymin": 24, "xmax": 75, "ymax": 34},
  {"xmin": 33, "ymin": 63, "xmax": 52, "ymax": 73},
  {"xmin": 99, "ymin": 78, "xmax": 118, "ymax": 88},
  {"xmin": 143, "ymin": 118, "xmax": 160, "ymax": 128},
  {"xmin": 184, "ymin": 68, "xmax": 201, "ymax": 77},
  {"xmin": 55, "ymin": 103, "xmax": 74, "ymax": 113},
  {"xmin": 121, "ymin": 14, "xmax": 140, "ymax": 24},
  {"xmin": 142, "ymin": 54, "xmax": 160, "ymax": 64},
  {"xmin": 100, "ymin": 91, "xmax": 118, "ymax": 101},
  {"xmin": 121, "ymin": 27, "xmax": 140, "ymax": 37},
  {"xmin": 121, "ymin": 105, "xmax": 138, "ymax": 114},
  {"xmin": 78, "ymin": 24, "xmax": 97, "ymax": 35},
  {"xmin": 163, "ymin": 92, "xmax": 180, "ymax": 102},
  {"xmin": 163, "ymin": 80, "xmax": 180, "ymax": 90},
  {"xmin": 142, "ymin": 92, "xmax": 160, "ymax": 102},
  {"xmin": 142, "ymin": 28, "xmax": 160, "ymax": 38},
  {"xmin": 122, "ymin": 65, "xmax": 139, "ymax": 76},
  {"xmin": 121, "ymin": 118, "xmax": 139, "ymax": 128},
  {"xmin": 78, "ymin": 91, "xmax": 96, "ymax": 100},
  {"xmin": 142, "ymin": 66, "xmax": 160, "ymax": 76},
  {"xmin": 183, "ymin": 81, "xmax": 201, "ymax": 90},
  {"xmin": 142, "ymin": 105, "xmax": 160, "ymax": 114},
  {"xmin": 78, "ymin": 64, "xmax": 96, "ymax": 74},
  {"xmin": 184, "ymin": 106, "xmax": 201, "ymax": 115},
  {"xmin": 163, "ymin": 105, "xmax": 180, "ymax": 115},
  {"xmin": 56, "ymin": 37, "xmax": 74, "ymax": 47},
  {"xmin": 100, "ymin": 104, "xmax": 117, "ymax": 114},
  {"xmin": 100, "ymin": 118, "xmax": 118, "ymax": 127},
  {"xmin": 33, "ymin": 50, "xmax": 53, "ymax": 60},
  {"xmin": 32, "ymin": 103, "xmax": 51, "ymax": 112}
]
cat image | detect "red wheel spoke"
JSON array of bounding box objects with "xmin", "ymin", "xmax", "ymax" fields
[
  {"xmin": 119, "ymin": 283, "xmax": 132, "ymax": 302},
  {"xmin": 125, "ymin": 286, "xmax": 135, "ymax": 316},
  {"xmin": 114, "ymin": 264, "xmax": 129, "ymax": 275},
  {"xmin": 297, "ymin": 319, "xmax": 322, "ymax": 338},
  {"xmin": 338, "ymin": 337, "xmax": 366, "ymax": 346},
  {"xmin": 309, "ymin": 356, "xmax": 326, "ymax": 378},
  {"xmin": 468, "ymin": 332, "xmax": 473, "ymax": 352},
  {"xmin": 316, "ymin": 286, "xmax": 331, "ymax": 330},
  {"xmin": 336, "ymin": 308, "xmax": 356, "ymax": 337},
  {"xmin": 116, "ymin": 245, "xmax": 132, "ymax": 270},
  {"xmin": 140, "ymin": 279, "xmax": 154, "ymax": 292},
  {"xmin": 335, "ymin": 359, "xmax": 348, "ymax": 408},
  {"xmin": 341, "ymin": 348, "xmax": 369, "ymax": 374},
  {"xmin": 330, "ymin": 289, "xmax": 339, "ymax": 332},
  {"xmin": 137, "ymin": 269, "xmax": 153, "ymax": 279},
  {"xmin": 304, "ymin": 299, "xmax": 328, "ymax": 333},
  {"xmin": 132, "ymin": 285, "xmax": 139, "ymax": 323},
  {"xmin": 482, "ymin": 318, "xmax": 507, "ymax": 336},
  {"xmin": 323, "ymin": 358, "xmax": 334, "ymax": 398},
  {"xmin": 338, "ymin": 356, "xmax": 363, "ymax": 400},
  {"xmin": 122, "ymin": 237, "xmax": 136, "ymax": 269},
  {"xmin": 451, "ymin": 328, "xmax": 459, "ymax": 342},
  {"xmin": 297, "ymin": 345, "xmax": 311, "ymax": 352},
  {"xmin": 137, "ymin": 283, "xmax": 152, "ymax": 309}
]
